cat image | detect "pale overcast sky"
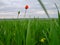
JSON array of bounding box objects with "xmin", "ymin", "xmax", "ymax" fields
[{"xmin": 0, "ymin": 0, "xmax": 60, "ymax": 19}]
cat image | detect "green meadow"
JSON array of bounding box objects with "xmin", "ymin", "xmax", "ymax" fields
[
  {"xmin": 0, "ymin": 4, "xmax": 60, "ymax": 44},
  {"xmin": 0, "ymin": 17, "xmax": 60, "ymax": 45},
  {"xmin": 0, "ymin": 0, "xmax": 60, "ymax": 45}
]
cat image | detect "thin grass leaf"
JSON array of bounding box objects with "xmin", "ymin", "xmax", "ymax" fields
[{"xmin": 38, "ymin": 0, "xmax": 50, "ymax": 18}]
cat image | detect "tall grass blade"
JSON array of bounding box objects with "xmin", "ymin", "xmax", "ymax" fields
[
  {"xmin": 54, "ymin": 3, "xmax": 60, "ymax": 26},
  {"xmin": 26, "ymin": 19, "xmax": 31, "ymax": 45},
  {"xmin": 49, "ymin": 20, "xmax": 60, "ymax": 45}
]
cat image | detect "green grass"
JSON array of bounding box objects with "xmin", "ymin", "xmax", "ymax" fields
[{"xmin": 0, "ymin": 18, "xmax": 60, "ymax": 45}]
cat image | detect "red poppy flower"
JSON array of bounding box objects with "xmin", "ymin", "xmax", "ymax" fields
[{"xmin": 25, "ymin": 5, "xmax": 29, "ymax": 9}]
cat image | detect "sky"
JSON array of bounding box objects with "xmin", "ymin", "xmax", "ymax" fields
[{"xmin": 0, "ymin": 0, "xmax": 60, "ymax": 19}]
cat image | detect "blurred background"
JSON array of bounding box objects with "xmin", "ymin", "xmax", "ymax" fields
[{"xmin": 0, "ymin": 0, "xmax": 60, "ymax": 19}]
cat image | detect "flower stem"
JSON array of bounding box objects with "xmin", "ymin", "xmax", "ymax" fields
[
  {"xmin": 24, "ymin": 9, "xmax": 27, "ymax": 17},
  {"xmin": 17, "ymin": 14, "xmax": 19, "ymax": 18}
]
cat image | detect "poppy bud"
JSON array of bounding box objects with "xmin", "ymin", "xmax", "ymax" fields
[
  {"xmin": 25, "ymin": 5, "xmax": 29, "ymax": 9},
  {"xmin": 18, "ymin": 11, "xmax": 20, "ymax": 15},
  {"xmin": 17, "ymin": 11, "xmax": 20, "ymax": 18}
]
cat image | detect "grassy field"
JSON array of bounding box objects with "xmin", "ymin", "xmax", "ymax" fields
[{"xmin": 0, "ymin": 18, "xmax": 60, "ymax": 45}]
